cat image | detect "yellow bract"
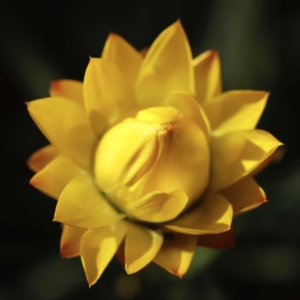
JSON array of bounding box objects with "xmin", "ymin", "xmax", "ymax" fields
[{"xmin": 27, "ymin": 20, "xmax": 282, "ymax": 286}]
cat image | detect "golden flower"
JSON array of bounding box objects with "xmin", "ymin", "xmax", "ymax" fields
[{"xmin": 27, "ymin": 21, "xmax": 282, "ymax": 285}]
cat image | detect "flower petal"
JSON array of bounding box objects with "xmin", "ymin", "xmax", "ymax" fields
[
  {"xmin": 101, "ymin": 33, "xmax": 143, "ymax": 86},
  {"xmin": 165, "ymin": 193, "xmax": 233, "ymax": 235},
  {"xmin": 50, "ymin": 80, "xmax": 84, "ymax": 106},
  {"xmin": 193, "ymin": 50, "xmax": 222, "ymax": 103},
  {"xmin": 60, "ymin": 225, "xmax": 87, "ymax": 258},
  {"xmin": 210, "ymin": 129, "xmax": 283, "ymax": 191},
  {"xmin": 27, "ymin": 145, "xmax": 58, "ymax": 172},
  {"xmin": 124, "ymin": 222, "xmax": 163, "ymax": 274},
  {"xmin": 164, "ymin": 92, "xmax": 210, "ymax": 138},
  {"xmin": 80, "ymin": 222, "xmax": 126, "ymax": 286},
  {"xmin": 153, "ymin": 233, "xmax": 197, "ymax": 278},
  {"xmin": 221, "ymin": 176, "xmax": 267, "ymax": 215},
  {"xmin": 197, "ymin": 228, "xmax": 235, "ymax": 249},
  {"xmin": 30, "ymin": 154, "xmax": 84, "ymax": 199},
  {"xmin": 54, "ymin": 173, "xmax": 125, "ymax": 228},
  {"xmin": 126, "ymin": 190, "xmax": 189, "ymax": 223},
  {"xmin": 27, "ymin": 97, "xmax": 96, "ymax": 170},
  {"xmin": 83, "ymin": 58, "xmax": 136, "ymax": 136},
  {"xmin": 135, "ymin": 20, "xmax": 194, "ymax": 108},
  {"xmin": 203, "ymin": 91, "xmax": 268, "ymax": 134}
]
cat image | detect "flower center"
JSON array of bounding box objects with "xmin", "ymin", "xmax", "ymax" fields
[
  {"xmin": 157, "ymin": 124, "xmax": 174, "ymax": 137},
  {"xmin": 94, "ymin": 105, "xmax": 210, "ymax": 214}
]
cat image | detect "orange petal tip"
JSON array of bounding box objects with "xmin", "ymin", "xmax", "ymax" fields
[{"xmin": 60, "ymin": 244, "xmax": 77, "ymax": 258}]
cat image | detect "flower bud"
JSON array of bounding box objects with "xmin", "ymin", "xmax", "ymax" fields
[{"xmin": 94, "ymin": 106, "xmax": 210, "ymax": 215}]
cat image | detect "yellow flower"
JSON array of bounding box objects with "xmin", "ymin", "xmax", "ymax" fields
[{"xmin": 27, "ymin": 21, "xmax": 282, "ymax": 285}]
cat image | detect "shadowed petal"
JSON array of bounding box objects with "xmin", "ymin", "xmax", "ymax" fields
[
  {"xmin": 54, "ymin": 173, "xmax": 125, "ymax": 228},
  {"xmin": 136, "ymin": 21, "xmax": 194, "ymax": 108},
  {"xmin": 60, "ymin": 225, "xmax": 87, "ymax": 258},
  {"xmin": 101, "ymin": 33, "xmax": 143, "ymax": 86},
  {"xmin": 27, "ymin": 145, "xmax": 58, "ymax": 172},
  {"xmin": 83, "ymin": 58, "xmax": 136, "ymax": 136},
  {"xmin": 27, "ymin": 97, "xmax": 96, "ymax": 170},
  {"xmin": 125, "ymin": 222, "xmax": 163, "ymax": 274},
  {"xmin": 80, "ymin": 222, "xmax": 126, "ymax": 286},
  {"xmin": 193, "ymin": 50, "xmax": 221, "ymax": 103},
  {"xmin": 210, "ymin": 129, "xmax": 283, "ymax": 191},
  {"xmin": 153, "ymin": 233, "xmax": 197, "ymax": 278},
  {"xmin": 50, "ymin": 80, "xmax": 84, "ymax": 106},
  {"xmin": 203, "ymin": 91, "xmax": 268, "ymax": 134},
  {"xmin": 126, "ymin": 190, "xmax": 189, "ymax": 223},
  {"xmin": 197, "ymin": 228, "xmax": 235, "ymax": 249},
  {"xmin": 221, "ymin": 176, "xmax": 267, "ymax": 215},
  {"xmin": 165, "ymin": 193, "xmax": 233, "ymax": 235},
  {"xmin": 30, "ymin": 154, "xmax": 85, "ymax": 199}
]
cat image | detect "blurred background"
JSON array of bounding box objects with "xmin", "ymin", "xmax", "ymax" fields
[{"xmin": 1, "ymin": 0, "xmax": 300, "ymax": 299}]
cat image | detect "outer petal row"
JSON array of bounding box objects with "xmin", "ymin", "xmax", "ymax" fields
[
  {"xmin": 153, "ymin": 233, "xmax": 197, "ymax": 278},
  {"xmin": 165, "ymin": 193, "xmax": 233, "ymax": 235},
  {"xmin": 135, "ymin": 21, "xmax": 194, "ymax": 108},
  {"xmin": 60, "ymin": 225, "xmax": 87, "ymax": 258},
  {"xmin": 101, "ymin": 33, "xmax": 143, "ymax": 87},
  {"xmin": 83, "ymin": 58, "xmax": 136, "ymax": 136},
  {"xmin": 80, "ymin": 222, "xmax": 126, "ymax": 287},
  {"xmin": 27, "ymin": 97, "xmax": 96, "ymax": 171},
  {"xmin": 30, "ymin": 154, "xmax": 84, "ymax": 199},
  {"xmin": 125, "ymin": 222, "xmax": 163, "ymax": 274},
  {"xmin": 54, "ymin": 173, "xmax": 125, "ymax": 228},
  {"xmin": 210, "ymin": 129, "xmax": 283, "ymax": 191},
  {"xmin": 221, "ymin": 176, "xmax": 267, "ymax": 215},
  {"xmin": 27, "ymin": 145, "xmax": 58, "ymax": 172},
  {"xmin": 193, "ymin": 50, "xmax": 222, "ymax": 103},
  {"xmin": 50, "ymin": 80, "xmax": 84, "ymax": 106},
  {"xmin": 203, "ymin": 91, "xmax": 269, "ymax": 135}
]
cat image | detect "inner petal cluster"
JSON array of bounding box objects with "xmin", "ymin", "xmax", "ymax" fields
[{"xmin": 94, "ymin": 106, "xmax": 210, "ymax": 216}]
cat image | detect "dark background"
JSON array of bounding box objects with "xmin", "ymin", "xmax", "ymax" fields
[{"xmin": 1, "ymin": 0, "xmax": 300, "ymax": 299}]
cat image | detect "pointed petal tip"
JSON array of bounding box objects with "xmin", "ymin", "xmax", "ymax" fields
[
  {"xmin": 125, "ymin": 264, "xmax": 133, "ymax": 275},
  {"xmin": 28, "ymin": 176, "xmax": 35, "ymax": 186},
  {"xmin": 175, "ymin": 272, "xmax": 183, "ymax": 279},
  {"xmin": 261, "ymin": 198, "xmax": 268, "ymax": 204},
  {"xmin": 60, "ymin": 244, "xmax": 78, "ymax": 258}
]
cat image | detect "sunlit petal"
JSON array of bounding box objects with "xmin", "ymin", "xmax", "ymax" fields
[
  {"xmin": 60, "ymin": 225, "xmax": 87, "ymax": 258},
  {"xmin": 136, "ymin": 21, "xmax": 194, "ymax": 108},
  {"xmin": 153, "ymin": 233, "xmax": 197, "ymax": 277},
  {"xmin": 165, "ymin": 193, "xmax": 232, "ymax": 235},
  {"xmin": 30, "ymin": 154, "xmax": 84, "ymax": 199},
  {"xmin": 27, "ymin": 145, "xmax": 58, "ymax": 172},
  {"xmin": 83, "ymin": 58, "xmax": 136, "ymax": 136},
  {"xmin": 54, "ymin": 173, "xmax": 125, "ymax": 228},
  {"xmin": 203, "ymin": 91, "xmax": 269, "ymax": 134},
  {"xmin": 193, "ymin": 50, "xmax": 221, "ymax": 103},
  {"xmin": 125, "ymin": 222, "xmax": 163, "ymax": 274},
  {"xmin": 102, "ymin": 33, "xmax": 143, "ymax": 86},
  {"xmin": 80, "ymin": 222, "xmax": 126, "ymax": 286},
  {"xmin": 210, "ymin": 129, "xmax": 283, "ymax": 191},
  {"xmin": 27, "ymin": 97, "xmax": 96, "ymax": 170},
  {"xmin": 221, "ymin": 176, "xmax": 267, "ymax": 215}
]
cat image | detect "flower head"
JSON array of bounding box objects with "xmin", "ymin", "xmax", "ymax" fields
[{"xmin": 27, "ymin": 21, "xmax": 282, "ymax": 285}]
